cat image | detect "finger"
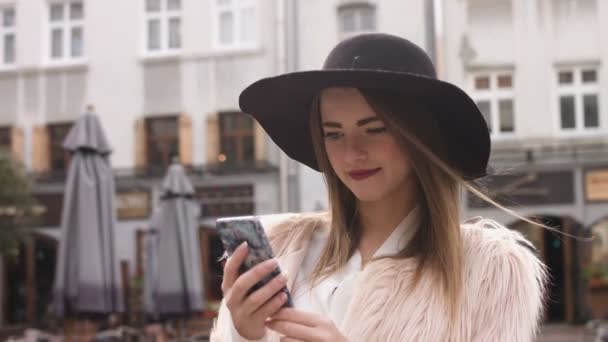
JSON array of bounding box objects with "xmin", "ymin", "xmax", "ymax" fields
[
  {"xmin": 231, "ymin": 258, "xmax": 279, "ymax": 303},
  {"xmin": 244, "ymin": 273, "xmax": 288, "ymax": 315},
  {"xmin": 266, "ymin": 320, "xmax": 319, "ymax": 341},
  {"xmin": 280, "ymin": 337, "xmax": 306, "ymax": 342},
  {"xmin": 252, "ymin": 291, "xmax": 288, "ymax": 320},
  {"xmin": 271, "ymin": 308, "xmax": 319, "ymax": 327},
  {"xmin": 221, "ymin": 242, "xmax": 248, "ymax": 293}
]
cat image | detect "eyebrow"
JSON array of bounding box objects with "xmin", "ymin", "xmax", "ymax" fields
[{"xmin": 322, "ymin": 116, "xmax": 381, "ymax": 128}]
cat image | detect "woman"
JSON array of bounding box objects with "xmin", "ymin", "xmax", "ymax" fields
[{"xmin": 210, "ymin": 33, "xmax": 547, "ymax": 342}]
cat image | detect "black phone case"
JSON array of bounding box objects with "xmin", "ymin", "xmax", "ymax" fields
[{"xmin": 216, "ymin": 216, "xmax": 294, "ymax": 308}]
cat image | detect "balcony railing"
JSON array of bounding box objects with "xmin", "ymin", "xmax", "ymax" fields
[
  {"xmin": 491, "ymin": 138, "xmax": 608, "ymax": 165},
  {"xmin": 31, "ymin": 160, "xmax": 278, "ymax": 183}
]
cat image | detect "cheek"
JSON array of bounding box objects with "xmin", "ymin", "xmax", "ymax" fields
[
  {"xmin": 394, "ymin": 145, "xmax": 411, "ymax": 166},
  {"xmin": 324, "ymin": 144, "xmax": 351, "ymax": 183},
  {"xmin": 379, "ymin": 137, "xmax": 412, "ymax": 173},
  {"xmin": 324, "ymin": 143, "xmax": 342, "ymax": 167}
]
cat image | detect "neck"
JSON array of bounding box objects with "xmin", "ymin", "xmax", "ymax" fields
[{"xmin": 357, "ymin": 179, "xmax": 418, "ymax": 260}]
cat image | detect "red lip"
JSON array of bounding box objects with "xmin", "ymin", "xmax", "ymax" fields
[{"xmin": 348, "ymin": 168, "xmax": 381, "ymax": 180}]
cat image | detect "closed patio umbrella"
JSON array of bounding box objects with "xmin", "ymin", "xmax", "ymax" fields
[
  {"xmin": 145, "ymin": 161, "xmax": 204, "ymax": 319},
  {"xmin": 52, "ymin": 111, "xmax": 123, "ymax": 318},
  {"xmin": 143, "ymin": 229, "xmax": 159, "ymax": 321}
]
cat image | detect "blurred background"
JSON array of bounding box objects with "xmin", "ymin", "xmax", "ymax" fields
[{"xmin": 0, "ymin": 0, "xmax": 606, "ymax": 340}]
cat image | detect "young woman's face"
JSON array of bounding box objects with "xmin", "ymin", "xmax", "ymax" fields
[{"xmin": 320, "ymin": 87, "xmax": 414, "ymax": 203}]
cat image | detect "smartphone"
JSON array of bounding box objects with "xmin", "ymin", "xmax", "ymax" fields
[{"xmin": 216, "ymin": 216, "xmax": 294, "ymax": 308}]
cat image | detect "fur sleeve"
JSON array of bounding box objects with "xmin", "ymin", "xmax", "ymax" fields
[{"xmin": 461, "ymin": 218, "xmax": 548, "ymax": 342}]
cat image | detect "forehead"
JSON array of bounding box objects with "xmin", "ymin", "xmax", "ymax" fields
[{"xmin": 319, "ymin": 87, "xmax": 378, "ymax": 121}]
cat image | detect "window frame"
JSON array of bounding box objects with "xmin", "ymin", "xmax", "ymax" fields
[
  {"xmin": 47, "ymin": 121, "xmax": 73, "ymax": 173},
  {"xmin": 0, "ymin": 5, "xmax": 16, "ymax": 68},
  {"xmin": 143, "ymin": 0, "xmax": 182, "ymax": 56},
  {"xmin": 218, "ymin": 111, "xmax": 255, "ymax": 165},
  {"xmin": 555, "ymin": 65, "xmax": 601, "ymax": 136},
  {"xmin": 145, "ymin": 115, "xmax": 180, "ymax": 169},
  {"xmin": 46, "ymin": 1, "xmax": 85, "ymax": 65},
  {"xmin": 468, "ymin": 71, "xmax": 516, "ymax": 139},
  {"xmin": 336, "ymin": 2, "xmax": 377, "ymax": 40},
  {"xmin": 551, "ymin": 0, "xmax": 597, "ymax": 21},
  {"xmin": 212, "ymin": 0, "xmax": 258, "ymax": 51}
]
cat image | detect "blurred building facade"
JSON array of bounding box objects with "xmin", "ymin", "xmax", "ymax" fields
[
  {"xmin": 442, "ymin": 0, "xmax": 608, "ymax": 323},
  {"xmin": 0, "ymin": 0, "xmax": 434, "ymax": 328}
]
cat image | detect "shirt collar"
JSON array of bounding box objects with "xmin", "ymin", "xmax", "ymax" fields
[{"xmin": 372, "ymin": 206, "xmax": 420, "ymax": 258}]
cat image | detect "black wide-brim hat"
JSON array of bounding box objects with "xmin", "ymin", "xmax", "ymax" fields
[{"xmin": 239, "ymin": 33, "xmax": 491, "ymax": 180}]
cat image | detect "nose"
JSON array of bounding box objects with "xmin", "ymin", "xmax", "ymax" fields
[{"xmin": 344, "ymin": 135, "xmax": 367, "ymax": 165}]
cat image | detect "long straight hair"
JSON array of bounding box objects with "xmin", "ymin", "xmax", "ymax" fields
[{"xmin": 308, "ymin": 88, "xmax": 464, "ymax": 323}]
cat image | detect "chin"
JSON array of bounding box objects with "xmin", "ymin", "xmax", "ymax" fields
[{"xmin": 350, "ymin": 188, "xmax": 386, "ymax": 203}]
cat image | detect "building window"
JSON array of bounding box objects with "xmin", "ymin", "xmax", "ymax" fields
[
  {"xmin": 219, "ymin": 112, "xmax": 254, "ymax": 165},
  {"xmin": 197, "ymin": 185, "xmax": 254, "ymax": 217},
  {"xmin": 1, "ymin": 6, "xmax": 15, "ymax": 65},
  {"xmin": 557, "ymin": 67, "xmax": 600, "ymax": 132},
  {"xmin": 146, "ymin": 116, "xmax": 179, "ymax": 169},
  {"xmin": 48, "ymin": 122, "xmax": 72, "ymax": 172},
  {"xmin": 48, "ymin": 1, "xmax": 84, "ymax": 61},
  {"xmin": 552, "ymin": 0, "xmax": 597, "ymax": 21},
  {"xmin": 214, "ymin": 0, "xmax": 256, "ymax": 49},
  {"xmin": 337, "ymin": 2, "xmax": 376, "ymax": 39},
  {"xmin": 0, "ymin": 126, "xmax": 11, "ymax": 152},
  {"xmin": 145, "ymin": 0, "xmax": 181, "ymax": 53},
  {"xmin": 470, "ymin": 72, "xmax": 515, "ymax": 136}
]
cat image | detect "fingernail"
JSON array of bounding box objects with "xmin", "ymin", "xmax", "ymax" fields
[
  {"xmin": 239, "ymin": 241, "xmax": 248, "ymax": 249},
  {"xmin": 278, "ymin": 274, "xmax": 287, "ymax": 283}
]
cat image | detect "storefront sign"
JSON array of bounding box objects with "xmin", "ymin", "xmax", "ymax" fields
[
  {"xmin": 196, "ymin": 184, "xmax": 254, "ymax": 217},
  {"xmin": 586, "ymin": 169, "xmax": 608, "ymax": 202},
  {"xmin": 116, "ymin": 190, "xmax": 150, "ymax": 220}
]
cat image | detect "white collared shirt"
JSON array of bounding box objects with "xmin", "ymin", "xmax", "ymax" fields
[{"xmin": 292, "ymin": 206, "xmax": 420, "ymax": 327}]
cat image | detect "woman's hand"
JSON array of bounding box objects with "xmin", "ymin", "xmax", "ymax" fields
[
  {"xmin": 266, "ymin": 308, "xmax": 349, "ymax": 342},
  {"xmin": 222, "ymin": 242, "xmax": 290, "ymax": 340}
]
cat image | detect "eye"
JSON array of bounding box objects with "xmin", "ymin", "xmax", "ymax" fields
[
  {"xmin": 367, "ymin": 127, "xmax": 387, "ymax": 134},
  {"xmin": 323, "ymin": 131, "xmax": 342, "ymax": 140}
]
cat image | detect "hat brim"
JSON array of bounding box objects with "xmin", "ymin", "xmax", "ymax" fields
[{"xmin": 239, "ymin": 70, "xmax": 491, "ymax": 180}]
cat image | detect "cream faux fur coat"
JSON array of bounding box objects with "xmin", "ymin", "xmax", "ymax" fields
[{"xmin": 210, "ymin": 214, "xmax": 547, "ymax": 342}]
